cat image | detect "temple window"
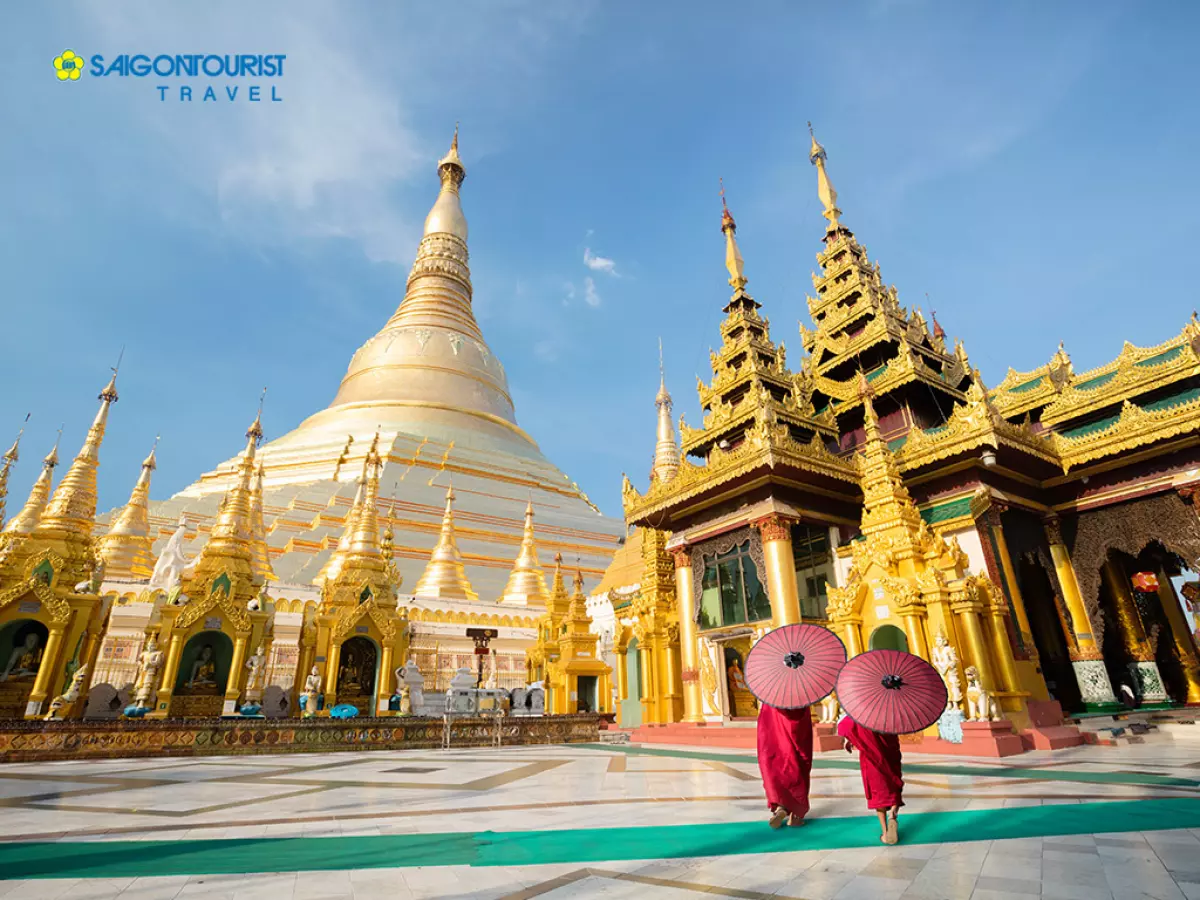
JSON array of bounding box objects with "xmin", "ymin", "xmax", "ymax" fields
[
  {"xmin": 792, "ymin": 524, "xmax": 832, "ymax": 619},
  {"xmin": 698, "ymin": 541, "xmax": 770, "ymax": 629}
]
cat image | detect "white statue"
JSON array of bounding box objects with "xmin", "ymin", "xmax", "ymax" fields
[
  {"xmin": 819, "ymin": 691, "xmax": 840, "ymax": 724},
  {"xmin": 932, "ymin": 630, "xmax": 963, "ymax": 709},
  {"xmin": 485, "ymin": 650, "xmax": 498, "ymax": 690},
  {"xmin": 301, "ymin": 665, "xmax": 321, "ymax": 716},
  {"xmin": 149, "ymin": 517, "xmax": 194, "ymax": 593},
  {"xmin": 964, "ymin": 666, "xmax": 998, "ymax": 721},
  {"xmin": 45, "ymin": 665, "xmax": 89, "ymax": 720},
  {"xmin": 244, "ymin": 645, "xmax": 268, "ymax": 703},
  {"xmin": 399, "ymin": 683, "xmax": 412, "ymax": 715},
  {"xmin": 132, "ymin": 637, "xmax": 164, "ymax": 709}
]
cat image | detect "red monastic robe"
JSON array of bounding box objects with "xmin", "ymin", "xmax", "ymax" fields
[
  {"xmin": 756, "ymin": 704, "xmax": 813, "ymax": 818},
  {"xmin": 837, "ymin": 716, "xmax": 904, "ymax": 811}
]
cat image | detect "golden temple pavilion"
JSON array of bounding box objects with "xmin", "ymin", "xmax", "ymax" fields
[{"xmin": 601, "ymin": 127, "xmax": 1200, "ymax": 748}]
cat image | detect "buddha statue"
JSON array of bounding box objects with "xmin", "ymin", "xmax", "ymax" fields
[
  {"xmin": 186, "ymin": 644, "xmax": 218, "ymax": 694},
  {"xmin": 1, "ymin": 632, "xmax": 44, "ymax": 681}
]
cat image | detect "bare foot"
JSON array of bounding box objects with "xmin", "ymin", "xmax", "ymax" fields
[
  {"xmin": 883, "ymin": 818, "xmax": 899, "ymax": 845},
  {"xmin": 788, "ymin": 814, "xmax": 806, "ymax": 827},
  {"xmin": 769, "ymin": 807, "xmax": 788, "ymax": 829}
]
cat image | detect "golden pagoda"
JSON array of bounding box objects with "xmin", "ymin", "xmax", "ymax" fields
[
  {"xmin": 497, "ymin": 501, "xmax": 549, "ymax": 607},
  {"xmin": 248, "ymin": 462, "xmax": 276, "ymax": 584},
  {"xmin": 545, "ymin": 567, "xmax": 612, "ymax": 714},
  {"xmin": 148, "ymin": 410, "xmax": 273, "ymax": 718},
  {"xmin": 300, "ymin": 433, "xmax": 409, "ymax": 715},
  {"xmin": 412, "ymin": 481, "xmax": 479, "ymax": 602},
  {"xmin": 0, "ymin": 376, "xmax": 115, "ymax": 719},
  {"xmin": 526, "ymin": 552, "xmax": 571, "ymax": 685},
  {"xmin": 98, "ymin": 439, "xmax": 158, "ymax": 581}
]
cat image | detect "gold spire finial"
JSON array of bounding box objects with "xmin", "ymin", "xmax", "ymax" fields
[
  {"xmin": 436, "ymin": 123, "xmax": 466, "ymax": 187},
  {"xmin": 98, "ymin": 434, "xmax": 160, "ymax": 580},
  {"xmin": 412, "ymin": 474, "xmax": 478, "ymax": 601},
  {"xmin": 1, "ymin": 436, "xmax": 59, "ymax": 536},
  {"xmin": 720, "ymin": 180, "xmax": 747, "ymax": 291},
  {"xmin": 0, "ymin": 414, "xmax": 29, "ymax": 526},
  {"xmin": 651, "ymin": 339, "xmax": 680, "ymax": 484},
  {"xmin": 35, "ymin": 370, "xmax": 120, "ymax": 556},
  {"xmin": 498, "ymin": 497, "xmax": 550, "ymax": 607},
  {"xmin": 807, "ymin": 122, "xmax": 842, "ymax": 233}
]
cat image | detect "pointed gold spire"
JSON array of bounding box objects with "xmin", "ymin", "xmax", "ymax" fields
[
  {"xmin": 808, "ymin": 122, "xmax": 843, "ymax": 233},
  {"xmin": 426, "ymin": 124, "xmax": 467, "ymax": 240},
  {"xmin": 2, "ymin": 438, "xmax": 60, "ymax": 536},
  {"xmin": 320, "ymin": 433, "xmax": 393, "ymax": 605},
  {"xmin": 498, "ymin": 499, "xmax": 550, "ymax": 606},
  {"xmin": 98, "ymin": 436, "xmax": 158, "ymax": 580},
  {"xmin": 0, "ymin": 417, "xmax": 27, "ymax": 528},
  {"xmin": 35, "ymin": 371, "xmax": 119, "ymax": 551},
  {"xmin": 413, "ymin": 479, "xmax": 479, "ymax": 602},
  {"xmin": 651, "ymin": 338, "xmax": 680, "ymax": 484},
  {"xmin": 720, "ymin": 179, "xmax": 747, "ymax": 291},
  {"xmin": 248, "ymin": 461, "xmax": 276, "ymax": 584},
  {"xmin": 855, "ymin": 373, "xmax": 924, "ymax": 539},
  {"xmin": 347, "ymin": 433, "xmax": 383, "ymax": 555},
  {"xmin": 196, "ymin": 407, "xmax": 262, "ymax": 578},
  {"xmin": 547, "ymin": 551, "xmax": 570, "ymax": 619},
  {"xmin": 567, "ymin": 566, "xmax": 589, "ymax": 622},
  {"xmin": 315, "ymin": 441, "xmax": 371, "ymax": 587}
]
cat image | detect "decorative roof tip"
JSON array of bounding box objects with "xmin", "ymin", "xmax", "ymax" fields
[
  {"xmin": 143, "ymin": 436, "xmax": 159, "ymax": 470},
  {"xmin": 807, "ymin": 121, "xmax": 842, "ymax": 232},
  {"xmin": 247, "ymin": 388, "xmax": 266, "ymax": 444},
  {"xmin": 438, "ymin": 123, "xmax": 465, "ymax": 177},
  {"xmin": 807, "ymin": 120, "xmax": 826, "ymax": 165},
  {"xmin": 4, "ymin": 414, "xmax": 29, "ymax": 463},
  {"xmin": 46, "ymin": 427, "xmax": 62, "ymax": 467},
  {"xmin": 719, "ymin": 177, "xmax": 736, "ymax": 233}
]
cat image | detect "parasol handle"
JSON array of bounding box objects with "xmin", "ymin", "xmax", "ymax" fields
[{"xmin": 783, "ymin": 651, "xmax": 806, "ymax": 669}]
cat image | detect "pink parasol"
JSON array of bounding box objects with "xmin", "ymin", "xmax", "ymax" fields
[
  {"xmin": 835, "ymin": 649, "xmax": 947, "ymax": 735},
  {"xmin": 744, "ymin": 624, "xmax": 847, "ymax": 709}
]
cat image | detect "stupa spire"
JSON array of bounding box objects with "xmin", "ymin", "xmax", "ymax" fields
[
  {"xmin": 316, "ymin": 436, "xmax": 371, "ymax": 587},
  {"xmin": 2, "ymin": 437, "xmax": 60, "ymax": 536},
  {"xmin": 248, "ymin": 460, "xmax": 276, "ymax": 584},
  {"xmin": 808, "ymin": 122, "xmax": 843, "ymax": 233},
  {"xmin": 720, "ymin": 179, "xmax": 747, "ymax": 292},
  {"xmin": 321, "ymin": 433, "xmax": 393, "ymax": 604},
  {"xmin": 98, "ymin": 436, "xmax": 158, "ymax": 580},
  {"xmin": 855, "ymin": 373, "xmax": 924, "ymax": 539},
  {"xmin": 347, "ymin": 432, "xmax": 383, "ymax": 555},
  {"xmin": 498, "ymin": 499, "xmax": 550, "ymax": 607},
  {"xmin": 651, "ymin": 338, "xmax": 680, "ymax": 484},
  {"xmin": 547, "ymin": 551, "xmax": 570, "ymax": 619},
  {"xmin": 35, "ymin": 370, "xmax": 119, "ymax": 554},
  {"xmin": 201, "ymin": 407, "xmax": 262, "ymax": 571},
  {"xmin": 413, "ymin": 479, "xmax": 479, "ymax": 601},
  {"xmin": 0, "ymin": 417, "xmax": 27, "ymax": 527}
]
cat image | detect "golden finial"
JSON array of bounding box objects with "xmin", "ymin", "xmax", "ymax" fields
[
  {"xmin": 144, "ymin": 434, "xmax": 159, "ymax": 470},
  {"xmin": 807, "ymin": 122, "xmax": 842, "ymax": 232},
  {"xmin": 247, "ymin": 388, "xmax": 266, "ymax": 445},
  {"xmin": 720, "ymin": 180, "xmax": 747, "ymax": 291},
  {"xmin": 4, "ymin": 414, "xmax": 29, "ymax": 465},
  {"xmin": 437, "ymin": 123, "xmax": 466, "ymax": 184}
]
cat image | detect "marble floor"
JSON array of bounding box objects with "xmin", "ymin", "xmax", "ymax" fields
[{"xmin": 0, "ymin": 739, "xmax": 1199, "ymax": 899}]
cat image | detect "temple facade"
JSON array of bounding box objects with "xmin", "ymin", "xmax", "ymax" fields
[
  {"xmin": 0, "ymin": 133, "xmax": 620, "ymax": 720},
  {"xmin": 605, "ymin": 128, "xmax": 1200, "ymax": 745}
]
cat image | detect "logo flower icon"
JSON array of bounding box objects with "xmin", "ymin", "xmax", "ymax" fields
[{"xmin": 53, "ymin": 50, "xmax": 84, "ymax": 81}]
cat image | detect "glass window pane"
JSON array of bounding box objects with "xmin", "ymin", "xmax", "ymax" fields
[
  {"xmin": 742, "ymin": 553, "xmax": 772, "ymax": 623},
  {"xmin": 700, "ymin": 563, "xmax": 721, "ymax": 629},
  {"xmin": 719, "ymin": 558, "xmax": 745, "ymax": 625}
]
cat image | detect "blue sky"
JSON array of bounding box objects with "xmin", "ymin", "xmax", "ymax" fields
[{"xmin": 1, "ymin": 1, "xmax": 1198, "ymax": 519}]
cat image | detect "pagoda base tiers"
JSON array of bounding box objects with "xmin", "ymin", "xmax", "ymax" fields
[
  {"xmin": 814, "ymin": 722, "xmax": 845, "ymax": 752},
  {"xmin": 0, "ymin": 713, "xmax": 603, "ymax": 763},
  {"xmin": 125, "ymin": 432, "xmax": 623, "ymax": 604},
  {"xmin": 920, "ymin": 720, "xmax": 1027, "ymax": 757}
]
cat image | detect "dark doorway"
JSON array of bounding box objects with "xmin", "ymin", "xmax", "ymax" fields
[{"xmin": 1018, "ymin": 557, "xmax": 1083, "ymax": 713}]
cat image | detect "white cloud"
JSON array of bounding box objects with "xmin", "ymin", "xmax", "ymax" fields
[
  {"xmin": 71, "ymin": 1, "xmax": 595, "ymax": 265},
  {"xmin": 584, "ymin": 277, "xmax": 601, "ymax": 308},
  {"xmin": 583, "ymin": 247, "xmax": 617, "ymax": 275}
]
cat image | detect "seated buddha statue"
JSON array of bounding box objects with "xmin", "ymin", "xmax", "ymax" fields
[
  {"xmin": 1, "ymin": 633, "xmax": 44, "ymax": 682},
  {"xmin": 185, "ymin": 645, "xmax": 219, "ymax": 695}
]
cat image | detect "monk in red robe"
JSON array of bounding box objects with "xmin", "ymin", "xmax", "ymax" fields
[
  {"xmin": 757, "ymin": 704, "xmax": 813, "ymax": 828},
  {"xmin": 837, "ymin": 715, "xmax": 904, "ymax": 844}
]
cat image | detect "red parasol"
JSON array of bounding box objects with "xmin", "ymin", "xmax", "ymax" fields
[
  {"xmin": 836, "ymin": 649, "xmax": 947, "ymax": 735},
  {"xmin": 744, "ymin": 624, "xmax": 847, "ymax": 709}
]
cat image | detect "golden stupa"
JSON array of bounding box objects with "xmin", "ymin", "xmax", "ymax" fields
[{"xmin": 124, "ymin": 130, "xmax": 622, "ymax": 603}]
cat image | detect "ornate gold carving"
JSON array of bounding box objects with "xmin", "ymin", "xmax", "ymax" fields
[{"xmin": 756, "ymin": 515, "xmax": 793, "ymax": 543}]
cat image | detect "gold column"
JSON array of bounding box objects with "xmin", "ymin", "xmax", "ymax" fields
[
  {"xmin": 638, "ymin": 642, "xmax": 657, "ymax": 723},
  {"xmin": 842, "ymin": 617, "xmax": 864, "ymax": 657},
  {"xmin": 25, "ymin": 625, "xmax": 67, "ymax": 718},
  {"xmin": 1155, "ymin": 569, "xmax": 1200, "ymax": 703},
  {"xmin": 758, "ymin": 516, "xmax": 801, "ymax": 626},
  {"xmin": 953, "ymin": 602, "xmax": 997, "ymax": 691},
  {"xmin": 901, "ymin": 612, "xmax": 929, "ymax": 660},
  {"xmin": 1102, "ymin": 559, "xmax": 1154, "ymax": 660},
  {"xmin": 377, "ymin": 643, "xmax": 395, "ymax": 713},
  {"xmin": 988, "ymin": 506, "xmax": 1036, "ymax": 648},
  {"xmin": 324, "ymin": 641, "xmax": 342, "ymax": 708},
  {"xmin": 663, "ymin": 639, "xmax": 681, "ymax": 721},
  {"xmin": 987, "ymin": 606, "xmax": 1022, "ymax": 694},
  {"xmin": 1044, "ymin": 520, "xmax": 1103, "ymax": 658},
  {"xmin": 672, "ymin": 549, "xmax": 704, "ymax": 722},
  {"xmin": 150, "ymin": 632, "xmax": 185, "ymax": 717},
  {"xmin": 225, "ymin": 633, "xmax": 249, "ymax": 712},
  {"xmin": 615, "ymin": 647, "xmax": 628, "ymax": 702}
]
